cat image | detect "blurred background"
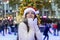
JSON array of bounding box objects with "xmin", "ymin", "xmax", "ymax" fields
[{"xmin": 0, "ymin": 0, "xmax": 60, "ymax": 40}]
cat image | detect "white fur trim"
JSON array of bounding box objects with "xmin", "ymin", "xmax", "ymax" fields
[{"xmin": 24, "ymin": 8, "xmax": 35, "ymax": 16}]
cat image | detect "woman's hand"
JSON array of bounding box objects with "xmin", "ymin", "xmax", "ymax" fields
[
  {"xmin": 33, "ymin": 18, "xmax": 37, "ymax": 25},
  {"xmin": 28, "ymin": 18, "xmax": 34, "ymax": 25}
]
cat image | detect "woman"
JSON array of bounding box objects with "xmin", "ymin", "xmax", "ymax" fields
[{"xmin": 18, "ymin": 7, "xmax": 42, "ymax": 40}]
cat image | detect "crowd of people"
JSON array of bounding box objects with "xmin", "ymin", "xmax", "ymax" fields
[
  {"xmin": 0, "ymin": 7, "xmax": 60, "ymax": 40},
  {"xmin": 39, "ymin": 20, "xmax": 60, "ymax": 40},
  {"xmin": 0, "ymin": 17, "xmax": 18, "ymax": 36}
]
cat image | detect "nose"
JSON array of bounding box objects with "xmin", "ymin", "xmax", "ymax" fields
[{"xmin": 29, "ymin": 12, "xmax": 32, "ymax": 16}]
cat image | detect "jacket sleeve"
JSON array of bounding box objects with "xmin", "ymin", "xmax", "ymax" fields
[
  {"xmin": 34, "ymin": 25, "xmax": 43, "ymax": 40},
  {"xmin": 33, "ymin": 18, "xmax": 43, "ymax": 40},
  {"xmin": 18, "ymin": 22, "xmax": 27, "ymax": 40}
]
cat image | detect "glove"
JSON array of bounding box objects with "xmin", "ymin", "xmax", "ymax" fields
[
  {"xmin": 27, "ymin": 18, "xmax": 34, "ymax": 27},
  {"xmin": 33, "ymin": 18, "xmax": 38, "ymax": 25},
  {"xmin": 28, "ymin": 18, "xmax": 33, "ymax": 24}
]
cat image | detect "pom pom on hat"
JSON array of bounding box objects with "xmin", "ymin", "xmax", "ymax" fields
[{"xmin": 35, "ymin": 10, "xmax": 39, "ymax": 14}]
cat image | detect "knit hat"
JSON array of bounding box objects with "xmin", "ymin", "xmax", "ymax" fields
[{"xmin": 23, "ymin": 7, "xmax": 36, "ymax": 17}]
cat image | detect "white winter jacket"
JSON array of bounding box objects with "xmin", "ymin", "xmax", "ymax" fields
[{"xmin": 18, "ymin": 18, "xmax": 42, "ymax": 40}]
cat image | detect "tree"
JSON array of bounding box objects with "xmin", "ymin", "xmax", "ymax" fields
[
  {"xmin": 9, "ymin": 0, "xmax": 20, "ymax": 6},
  {"xmin": 55, "ymin": 0, "xmax": 60, "ymax": 8}
]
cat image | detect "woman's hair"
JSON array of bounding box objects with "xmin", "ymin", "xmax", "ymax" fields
[{"xmin": 23, "ymin": 18, "xmax": 29, "ymax": 32}]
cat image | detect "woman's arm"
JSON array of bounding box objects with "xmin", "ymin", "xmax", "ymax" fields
[
  {"xmin": 33, "ymin": 18, "xmax": 43, "ymax": 40},
  {"xmin": 35, "ymin": 25, "xmax": 43, "ymax": 40},
  {"xmin": 18, "ymin": 22, "xmax": 27, "ymax": 40}
]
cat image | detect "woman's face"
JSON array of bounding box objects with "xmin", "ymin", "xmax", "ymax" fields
[{"xmin": 26, "ymin": 11, "xmax": 35, "ymax": 19}]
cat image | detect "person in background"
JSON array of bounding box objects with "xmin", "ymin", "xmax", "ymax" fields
[
  {"xmin": 57, "ymin": 21, "xmax": 60, "ymax": 36},
  {"xmin": 0, "ymin": 20, "xmax": 2, "ymax": 33},
  {"xmin": 53, "ymin": 22, "xmax": 57, "ymax": 36},
  {"xmin": 14, "ymin": 20, "xmax": 18, "ymax": 35},
  {"xmin": 2, "ymin": 17, "xmax": 8, "ymax": 36},
  {"xmin": 39, "ymin": 23, "xmax": 45, "ymax": 32},
  {"xmin": 9, "ymin": 19, "xmax": 14, "ymax": 33},
  {"xmin": 43, "ymin": 23, "xmax": 52, "ymax": 40}
]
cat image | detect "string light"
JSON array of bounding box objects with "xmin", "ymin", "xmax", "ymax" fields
[{"xmin": 49, "ymin": 0, "xmax": 52, "ymax": 3}]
